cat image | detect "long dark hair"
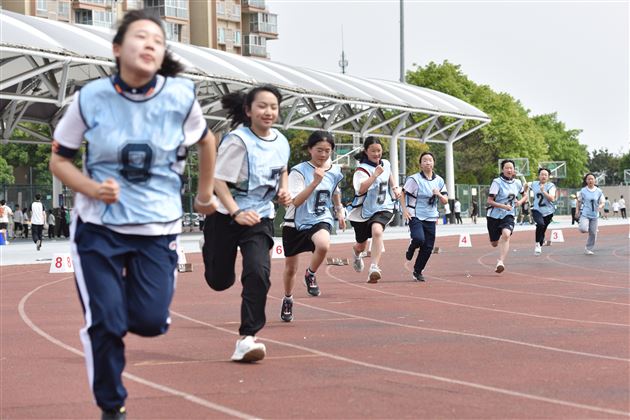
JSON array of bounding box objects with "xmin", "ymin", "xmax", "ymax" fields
[
  {"xmin": 306, "ymin": 131, "xmax": 335, "ymax": 150},
  {"xmin": 113, "ymin": 9, "xmax": 184, "ymax": 77},
  {"xmin": 354, "ymin": 136, "xmax": 382, "ymax": 161},
  {"xmin": 221, "ymin": 84, "xmax": 283, "ymax": 129}
]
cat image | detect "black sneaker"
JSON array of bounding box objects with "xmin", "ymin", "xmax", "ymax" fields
[
  {"xmin": 281, "ymin": 296, "xmax": 293, "ymax": 322},
  {"xmin": 101, "ymin": 406, "xmax": 126, "ymax": 420},
  {"xmin": 303, "ymin": 269, "xmax": 321, "ymax": 296},
  {"xmin": 412, "ymin": 272, "xmax": 425, "ymax": 282},
  {"xmin": 36, "ymin": 239, "xmax": 42, "ymax": 251},
  {"xmin": 405, "ymin": 242, "xmax": 416, "ymax": 261}
]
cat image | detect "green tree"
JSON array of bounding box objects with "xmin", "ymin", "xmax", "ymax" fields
[
  {"xmin": 406, "ymin": 61, "xmax": 586, "ymax": 184},
  {"xmin": 532, "ymin": 113, "xmax": 588, "ymax": 187},
  {"xmin": 589, "ymin": 148, "xmax": 622, "ymax": 184},
  {"xmin": 619, "ymin": 151, "xmax": 630, "ymax": 184},
  {"xmin": 0, "ymin": 156, "xmax": 15, "ymax": 184},
  {"xmin": 0, "ymin": 123, "xmax": 55, "ymax": 185}
]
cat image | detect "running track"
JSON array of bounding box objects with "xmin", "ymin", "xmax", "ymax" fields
[{"xmin": 2, "ymin": 225, "xmax": 629, "ymax": 418}]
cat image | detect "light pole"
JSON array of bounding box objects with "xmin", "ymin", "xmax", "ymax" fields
[{"xmin": 338, "ymin": 25, "xmax": 348, "ymax": 74}]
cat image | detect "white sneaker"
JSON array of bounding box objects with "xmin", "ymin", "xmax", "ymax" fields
[
  {"xmin": 367, "ymin": 264, "xmax": 382, "ymax": 283},
  {"xmin": 231, "ymin": 336, "xmax": 266, "ymax": 362},
  {"xmin": 352, "ymin": 250, "xmax": 364, "ymax": 273},
  {"xmin": 534, "ymin": 243, "xmax": 542, "ymax": 256},
  {"xmin": 495, "ymin": 260, "xmax": 505, "ymax": 273},
  {"xmin": 584, "ymin": 248, "xmax": 594, "ymax": 255}
]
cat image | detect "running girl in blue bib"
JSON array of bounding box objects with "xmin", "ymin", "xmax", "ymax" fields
[
  {"xmin": 486, "ymin": 160, "xmax": 529, "ymax": 273},
  {"xmin": 202, "ymin": 84, "xmax": 291, "ymax": 363},
  {"xmin": 531, "ymin": 167, "xmax": 557, "ymax": 255},
  {"xmin": 576, "ymin": 173, "xmax": 604, "ymax": 255},
  {"xmin": 401, "ymin": 152, "xmax": 448, "ymax": 282},
  {"xmin": 280, "ymin": 131, "xmax": 345, "ymax": 321},
  {"xmin": 347, "ymin": 137, "xmax": 402, "ymax": 283},
  {"xmin": 49, "ymin": 10, "xmax": 217, "ymax": 419}
]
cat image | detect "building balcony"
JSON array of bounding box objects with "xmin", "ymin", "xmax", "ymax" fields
[
  {"xmin": 73, "ymin": 0, "xmax": 114, "ymax": 9},
  {"xmin": 249, "ymin": 21, "xmax": 277, "ymax": 37},
  {"xmin": 242, "ymin": 0, "xmax": 266, "ymax": 10},
  {"xmin": 243, "ymin": 43, "xmax": 268, "ymax": 58}
]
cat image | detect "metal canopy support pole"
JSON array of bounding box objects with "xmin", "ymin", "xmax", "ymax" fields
[
  {"xmin": 399, "ymin": 0, "xmax": 406, "ymax": 190},
  {"xmin": 52, "ymin": 175, "xmax": 62, "ymax": 208},
  {"xmin": 445, "ymin": 120, "xmax": 465, "ymax": 223}
]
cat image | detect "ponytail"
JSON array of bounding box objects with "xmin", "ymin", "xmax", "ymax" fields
[
  {"xmin": 221, "ymin": 84, "xmax": 282, "ymax": 129},
  {"xmin": 221, "ymin": 92, "xmax": 249, "ymax": 129}
]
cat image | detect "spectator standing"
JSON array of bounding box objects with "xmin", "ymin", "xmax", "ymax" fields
[
  {"xmin": 47, "ymin": 210, "xmax": 56, "ymax": 239},
  {"xmin": 0, "ymin": 200, "xmax": 13, "ymax": 240},
  {"xmin": 453, "ymin": 198, "xmax": 463, "ymax": 224},
  {"xmin": 470, "ymin": 200, "xmax": 478, "ymax": 224},
  {"xmin": 30, "ymin": 194, "xmax": 45, "ymax": 251}
]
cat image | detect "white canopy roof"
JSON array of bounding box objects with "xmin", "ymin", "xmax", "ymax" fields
[{"xmin": 1, "ymin": 9, "xmax": 490, "ymax": 145}]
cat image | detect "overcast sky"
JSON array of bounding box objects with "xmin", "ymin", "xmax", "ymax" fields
[{"xmin": 267, "ymin": 0, "xmax": 629, "ymax": 155}]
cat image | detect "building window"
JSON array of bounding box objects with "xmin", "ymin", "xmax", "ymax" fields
[
  {"xmin": 146, "ymin": 0, "xmax": 188, "ymax": 19},
  {"xmin": 217, "ymin": 27, "xmax": 226, "ymax": 43},
  {"xmin": 233, "ymin": 4, "xmax": 241, "ymax": 16},
  {"xmin": 216, "ymin": 1, "xmax": 225, "ymax": 15},
  {"xmin": 93, "ymin": 10, "xmax": 114, "ymax": 27},
  {"xmin": 75, "ymin": 9, "xmax": 93, "ymax": 25},
  {"xmin": 57, "ymin": 1, "xmax": 71, "ymax": 20},
  {"xmin": 126, "ymin": 0, "xmax": 144, "ymax": 10},
  {"xmin": 36, "ymin": 0, "xmax": 47, "ymax": 14},
  {"xmin": 165, "ymin": 0, "xmax": 188, "ymax": 19},
  {"xmin": 249, "ymin": 12, "xmax": 277, "ymax": 34},
  {"xmin": 243, "ymin": 0, "xmax": 266, "ymax": 8},
  {"xmin": 165, "ymin": 22, "xmax": 182, "ymax": 41},
  {"xmin": 234, "ymin": 31, "xmax": 241, "ymax": 45}
]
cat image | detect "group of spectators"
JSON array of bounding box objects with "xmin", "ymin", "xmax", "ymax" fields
[{"xmin": 0, "ymin": 197, "xmax": 70, "ymax": 241}]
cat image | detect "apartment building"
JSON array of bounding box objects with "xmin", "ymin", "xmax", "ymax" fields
[
  {"xmin": 3, "ymin": 0, "xmax": 278, "ymax": 58},
  {"xmin": 189, "ymin": 0, "xmax": 277, "ymax": 58}
]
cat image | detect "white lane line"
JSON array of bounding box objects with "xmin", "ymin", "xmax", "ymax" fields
[
  {"xmin": 172, "ymin": 311, "xmax": 630, "ymax": 418},
  {"xmin": 477, "ymin": 252, "xmax": 630, "ymax": 290},
  {"xmin": 545, "ymin": 253, "xmax": 630, "ymax": 277},
  {"xmin": 402, "ymin": 262, "xmax": 630, "ymax": 307},
  {"xmin": 394, "ymin": 261, "xmax": 629, "ymax": 326},
  {"xmin": 302, "ymin": 272, "xmax": 630, "ymax": 362},
  {"xmin": 17, "ymin": 278, "xmax": 258, "ymax": 420}
]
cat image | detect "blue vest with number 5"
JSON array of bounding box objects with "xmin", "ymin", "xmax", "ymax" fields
[
  {"xmin": 351, "ymin": 159, "xmax": 394, "ymax": 219},
  {"xmin": 291, "ymin": 162, "xmax": 343, "ymax": 230},
  {"xmin": 79, "ymin": 76, "xmax": 195, "ymax": 225}
]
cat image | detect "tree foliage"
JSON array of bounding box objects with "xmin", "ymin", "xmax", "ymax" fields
[
  {"xmin": 0, "ymin": 157, "xmax": 14, "ymax": 184},
  {"xmin": 405, "ymin": 60, "xmax": 594, "ymax": 187},
  {"xmin": 588, "ymin": 148, "xmax": 629, "ymax": 185}
]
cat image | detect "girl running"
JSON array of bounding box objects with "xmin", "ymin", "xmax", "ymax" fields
[
  {"xmin": 280, "ymin": 131, "xmax": 345, "ymax": 322},
  {"xmin": 401, "ymin": 152, "xmax": 448, "ymax": 282},
  {"xmin": 347, "ymin": 137, "xmax": 402, "ymax": 283},
  {"xmin": 202, "ymin": 84, "xmax": 291, "ymax": 362},
  {"xmin": 576, "ymin": 173, "xmax": 605, "ymax": 255},
  {"xmin": 49, "ymin": 10, "xmax": 217, "ymax": 419},
  {"xmin": 531, "ymin": 167, "xmax": 557, "ymax": 255},
  {"xmin": 486, "ymin": 160, "xmax": 529, "ymax": 273}
]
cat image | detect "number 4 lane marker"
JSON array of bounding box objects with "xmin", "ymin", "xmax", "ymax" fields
[{"xmin": 458, "ymin": 233, "xmax": 472, "ymax": 248}]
